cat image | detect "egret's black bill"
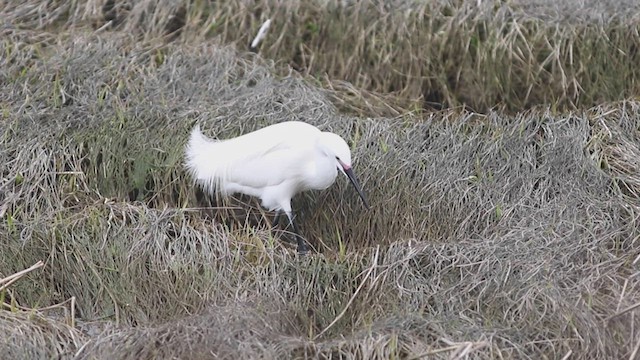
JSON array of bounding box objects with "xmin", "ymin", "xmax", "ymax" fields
[{"xmin": 344, "ymin": 167, "xmax": 370, "ymax": 209}]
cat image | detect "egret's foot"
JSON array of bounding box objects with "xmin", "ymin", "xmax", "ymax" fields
[
  {"xmin": 271, "ymin": 230, "xmax": 296, "ymax": 245},
  {"xmin": 283, "ymin": 237, "xmax": 298, "ymax": 245},
  {"xmin": 296, "ymin": 241, "xmax": 309, "ymax": 255}
]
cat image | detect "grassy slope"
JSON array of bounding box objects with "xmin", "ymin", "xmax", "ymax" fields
[
  {"xmin": 1, "ymin": 1, "xmax": 640, "ymax": 359},
  {"xmin": 3, "ymin": 0, "xmax": 640, "ymax": 115}
]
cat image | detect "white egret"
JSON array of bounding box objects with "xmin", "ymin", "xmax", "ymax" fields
[{"xmin": 184, "ymin": 121, "xmax": 369, "ymax": 253}]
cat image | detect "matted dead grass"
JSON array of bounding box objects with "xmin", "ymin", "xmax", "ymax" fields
[
  {"xmin": 1, "ymin": 26, "xmax": 640, "ymax": 358},
  {"xmin": 2, "ymin": 0, "xmax": 640, "ymax": 116}
]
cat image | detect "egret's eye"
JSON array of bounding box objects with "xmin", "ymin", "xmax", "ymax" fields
[{"xmin": 335, "ymin": 156, "xmax": 340, "ymax": 160}]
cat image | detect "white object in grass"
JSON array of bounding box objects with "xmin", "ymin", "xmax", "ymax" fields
[{"xmin": 250, "ymin": 19, "xmax": 272, "ymax": 50}]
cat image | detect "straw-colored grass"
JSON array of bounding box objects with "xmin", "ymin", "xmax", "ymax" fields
[
  {"xmin": 3, "ymin": 0, "xmax": 640, "ymax": 115},
  {"xmin": 2, "ymin": 1, "xmax": 640, "ymax": 358}
]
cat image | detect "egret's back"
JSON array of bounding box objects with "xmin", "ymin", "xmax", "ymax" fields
[
  {"xmin": 216, "ymin": 122, "xmax": 321, "ymax": 156},
  {"xmin": 184, "ymin": 122, "xmax": 322, "ymax": 198}
]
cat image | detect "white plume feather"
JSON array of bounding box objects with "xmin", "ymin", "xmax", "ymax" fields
[
  {"xmin": 184, "ymin": 125, "xmax": 229, "ymax": 195},
  {"xmin": 250, "ymin": 19, "xmax": 272, "ymax": 49}
]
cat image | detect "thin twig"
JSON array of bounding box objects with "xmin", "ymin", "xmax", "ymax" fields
[
  {"xmin": 607, "ymin": 301, "xmax": 640, "ymax": 322},
  {"xmin": 407, "ymin": 341, "xmax": 487, "ymax": 360},
  {"xmin": 0, "ymin": 261, "xmax": 44, "ymax": 291},
  {"xmin": 630, "ymin": 333, "xmax": 640, "ymax": 360},
  {"xmin": 314, "ymin": 246, "xmax": 379, "ymax": 340}
]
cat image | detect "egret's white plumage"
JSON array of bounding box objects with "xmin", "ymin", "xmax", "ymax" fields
[{"xmin": 184, "ymin": 121, "xmax": 368, "ymax": 253}]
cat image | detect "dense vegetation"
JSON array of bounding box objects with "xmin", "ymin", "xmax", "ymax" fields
[{"xmin": 1, "ymin": 0, "xmax": 640, "ymax": 358}]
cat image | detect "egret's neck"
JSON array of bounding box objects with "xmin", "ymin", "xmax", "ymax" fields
[{"xmin": 304, "ymin": 151, "xmax": 338, "ymax": 191}]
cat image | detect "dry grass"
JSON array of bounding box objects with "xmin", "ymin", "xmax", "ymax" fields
[
  {"xmin": 0, "ymin": 310, "xmax": 85, "ymax": 359},
  {"xmin": 1, "ymin": 2, "xmax": 640, "ymax": 359},
  {"xmin": 3, "ymin": 0, "xmax": 640, "ymax": 115}
]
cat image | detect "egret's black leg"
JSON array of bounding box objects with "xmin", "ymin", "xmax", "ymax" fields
[{"xmin": 286, "ymin": 211, "xmax": 308, "ymax": 254}]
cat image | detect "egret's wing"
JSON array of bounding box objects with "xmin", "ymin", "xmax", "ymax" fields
[
  {"xmin": 224, "ymin": 140, "xmax": 313, "ymax": 189},
  {"xmin": 185, "ymin": 121, "xmax": 319, "ymax": 194}
]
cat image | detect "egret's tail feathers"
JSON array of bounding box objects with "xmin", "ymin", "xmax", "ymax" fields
[{"xmin": 184, "ymin": 126, "xmax": 227, "ymax": 195}]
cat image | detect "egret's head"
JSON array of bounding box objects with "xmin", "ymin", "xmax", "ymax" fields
[
  {"xmin": 319, "ymin": 132, "xmax": 369, "ymax": 209},
  {"xmin": 319, "ymin": 132, "xmax": 352, "ymax": 173}
]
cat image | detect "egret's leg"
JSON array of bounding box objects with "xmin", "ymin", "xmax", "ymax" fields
[
  {"xmin": 271, "ymin": 210, "xmax": 282, "ymax": 229},
  {"xmin": 270, "ymin": 210, "xmax": 295, "ymax": 245},
  {"xmin": 286, "ymin": 211, "xmax": 308, "ymax": 254}
]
